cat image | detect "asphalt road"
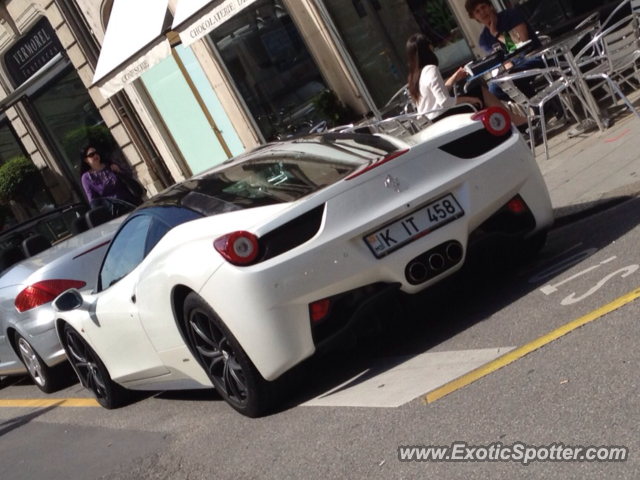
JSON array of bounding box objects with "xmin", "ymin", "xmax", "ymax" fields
[{"xmin": 1, "ymin": 197, "xmax": 640, "ymax": 479}]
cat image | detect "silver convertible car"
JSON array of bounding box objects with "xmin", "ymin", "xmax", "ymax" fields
[{"xmin": 0, "ymin": 205, "xmax": 127, "ymax": 392}]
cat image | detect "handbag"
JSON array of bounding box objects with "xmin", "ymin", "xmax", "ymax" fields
[{"xmin": 116, "ymin": 172, "xmax": 146, "ymax": 199}]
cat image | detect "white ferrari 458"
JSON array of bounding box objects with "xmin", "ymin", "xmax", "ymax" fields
[{"xmin": 53, "ymin": 108, "xmax": 553, "ymax": 417}]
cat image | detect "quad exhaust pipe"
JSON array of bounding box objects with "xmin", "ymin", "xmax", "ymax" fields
[
  {"xmin": 446, "ymin": 243, "xmax": 463, "ymax": 262},
  {"xmin": 407, "ymin": 261, "xmax": 428, "ymax": 283},
  {"xmin": 428, "ymin": 253, "xmax": 445, "ymax": 271},
  {"xmin": 405, "ymin": 241, "xmax": 464, "ymax": 285}
]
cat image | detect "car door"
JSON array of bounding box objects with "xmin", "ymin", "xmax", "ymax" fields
[{"xmin": 81, "ymin": 214, "xmax": 170, "ymax": 382}]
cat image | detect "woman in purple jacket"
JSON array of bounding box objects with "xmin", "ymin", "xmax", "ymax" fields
[{"xmin": 80, "ymin": 145, "xmax": 143, "ymax": 214}]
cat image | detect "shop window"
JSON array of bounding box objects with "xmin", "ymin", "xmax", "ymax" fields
[
  {"xmin": 322, "ymin": 0, "xmax": 474, "ymax": 107},
  {"xmin": 0, "ymin": 123, "xmax": 25, "ymax": 164},
  {"xmin": 141, "ymin": 45, "xmax": 243, "ymax": 175},
  {"xmin": 208, "ymin": 0, "xmax": 328, "ymax": 142},
  {"xmin": 177, "ymin": 47, "xmax": 245, "ymax": 158},
  {"xmin": 352, "ymin": 0, "xmax": 381, "ymax": 17},
  {"xmin": 0, "ymin": 123, "xmax": 55, "ymax": 227},
  {"xmin": 30, "ymin": 68, "xmax": 117, "ymax": 200}
]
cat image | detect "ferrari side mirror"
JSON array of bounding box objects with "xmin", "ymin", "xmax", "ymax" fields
[{"xmin": 53, "ymin": 288, "xmax": 84, "ymax": 312}]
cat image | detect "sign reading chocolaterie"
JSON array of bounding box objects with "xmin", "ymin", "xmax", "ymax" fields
[
  {"xmin": 179, "ymin": 0, "xmax": 260, "ymax": 47},
  {"xmin": 5, "ymin": 17, "xmax": 64, "ymax": 87}
]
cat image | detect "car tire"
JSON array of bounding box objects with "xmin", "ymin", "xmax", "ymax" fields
[
  {"xmin": 183, "ymin": 292, "xmax": 274, "ymax": 418},
  {"xmin": 62, "ymin": 324, "xmax": 128, "ymax": 409},
  {"xmin": 15, "ymin": 334, "xmax": 61, "ymax": 394}
]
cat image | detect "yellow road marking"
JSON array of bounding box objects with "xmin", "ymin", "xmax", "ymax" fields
[
  {"xmin": 0, "ymin": 398, "xmax": 99, "ymax": 408},
  {"xmin": 4, "ymin": 287, "xmax": 640, "ymax": 409},
  {"xmin": 425, "ymin": 285, "xmax": 640, "ymax": 404}
]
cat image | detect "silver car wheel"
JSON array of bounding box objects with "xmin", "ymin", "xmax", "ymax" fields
[{"xmin": 18, "ymin": 337, "xmax": 45, "ymax": 388}]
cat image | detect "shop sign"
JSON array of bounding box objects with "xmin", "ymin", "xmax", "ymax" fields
[
  {"xmin": 179, "ymin": 0, "xmax": 260, "ymax": 46},
  {"xmin": 97, "ymin": 39, "xmax": 171, "ymax": 99},
  {"xmin": 5, "ymin": 17, "xmax": 64, "ymax": 87}
]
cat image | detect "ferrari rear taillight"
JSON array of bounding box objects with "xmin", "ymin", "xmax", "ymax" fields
[
  {"xmin": 15, "ymin": 280, "xmax": 86, "ymax": 313},
  {"xmin": 346, "ymin": 149, "xmax": 410, "ymax": 180},
  {"xmin": 471, "ymin": 107, "xmax": 511, "ymax": 136},
  {"xmin": 214, "ymin": 231, "xmax": 259, "ymax": 266}
]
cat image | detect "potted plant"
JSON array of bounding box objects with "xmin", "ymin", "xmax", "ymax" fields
[
  {"xmin": 311, "ymin": 90, "xmax": 355, "ymax": 128},
  {"xmin": 0, "ymin": 156, "xmax": 46, "ymax": 216}
]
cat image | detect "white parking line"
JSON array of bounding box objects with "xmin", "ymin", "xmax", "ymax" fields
[{"xmin": 302, "ymin": 347, "xmax": 514, "ymax": 408}]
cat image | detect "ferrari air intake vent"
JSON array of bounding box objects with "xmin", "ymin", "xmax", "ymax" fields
[
  {"xmin": 259, "ymin": 205, "xmax": 325, "ymax": 262},
  {"xmin": 438, "ymin": 128, "xmax": 513, "ymax": 159}
]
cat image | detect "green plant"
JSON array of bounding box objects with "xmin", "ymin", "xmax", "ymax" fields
[
  {"xmin": 311, "ymin": 90, "xmax": 354, "ymax": 128},
  {"xmin": 62, "ymin": 125, "xmax": 117, "ymax": 165},
  {"xmin": 424, "ymin": 0, "xmax": 455, "ymax": 39},
  {"xmin": 0, "ymin": 202, "xmax": 14, "ymax": 230},
  {"xmin": 0, "ymin": 156, "xmax": 44, "ymax": 212}
]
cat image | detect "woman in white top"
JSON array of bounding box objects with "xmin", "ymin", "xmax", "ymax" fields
[{"xmin": 406, "ymin": 33, "xmax": 527, "ymax": 126}]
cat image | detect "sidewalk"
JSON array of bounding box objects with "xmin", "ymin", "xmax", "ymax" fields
[{"xmin": 533, "ymin": 89, "xmax": 640, "ymax": 226}]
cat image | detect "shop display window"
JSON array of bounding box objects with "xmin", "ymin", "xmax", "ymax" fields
[
  {"xmin": 141, "ymin": 45, "xmax": 242, "ymax": 175},
  {"xmin": 322, "ymin": 0, "xmax": 474, "ymax": 107},
  {"xmin": 0, "ymin": 123, "xmax": 25, "ymax": 164},
  {"xmin": 0, "ymin": 123, "xmax": 55, "ymax": 226},
  {"xmin": 208, "ymin": 0, "xmax": 329, "ymax": 142},
  {"xmin": 31, "ymin": 68, "xmax": 116, "ymax": 199}
]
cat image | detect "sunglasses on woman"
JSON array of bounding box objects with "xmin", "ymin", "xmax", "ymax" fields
[{"xmin": 86, "ymin": 151, "xmax": 99, "ymax": 158}]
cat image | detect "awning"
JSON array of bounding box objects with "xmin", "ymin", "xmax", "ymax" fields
[
  {"xmin": 0, "ymin": 53, "xmax": 68, "ymax": 115},
  {"xmin": 93, "ymin": 0, "xmax": 261, "ymax": 98},
  {"xmin": 92, "ymin": 0, "xmax": 172, "ymax": 99},
  {"xmin": 173, "ymin": 0, "xmax": 260, "ymax": 47}
]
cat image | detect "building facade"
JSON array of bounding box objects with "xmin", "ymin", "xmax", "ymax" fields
[
  {"xmin": 0, "ymin": 0, "xmax": 611, "ymax": 229},
  {"xmin": 71, "ymin": 0, "xmax": 484, "ymax": 178}
]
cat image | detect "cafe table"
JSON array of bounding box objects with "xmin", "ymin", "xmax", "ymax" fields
[{"xmin": 462, "ymin": 41, "xmax": 536, "ymax": 94}]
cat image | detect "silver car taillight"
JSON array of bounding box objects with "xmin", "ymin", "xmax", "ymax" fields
[{"xmin": 15, "ymin": 280, "xmax": 86, "ymax": 313}]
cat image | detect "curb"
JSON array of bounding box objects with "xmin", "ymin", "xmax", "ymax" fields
[
  {"xmin": 551, "ymin": 178, "xmax": 640, "ymax": 230},
  {"xmin": 552, "ymin": 196, "xmax": 633, "ymax": 230}
]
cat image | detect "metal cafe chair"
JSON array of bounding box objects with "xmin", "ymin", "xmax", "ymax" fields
[
  {"xmin": 490, "ymin": 67, "xmax": 591, "ymax": 159},
  {"xmin": 380, "ymin": 84, "xmax": 416, "ymax": 119},
  {"xmin": 572, "ymin": 14, "xmax": 640, "ymax": 120},
  {"xmin": 571, "ymin": 12, "xmax": 604, "ymax": 62},
  {"xmin": 538, "ymin": 13, "xmax": 603, "ymax": 78},
  {"xmin": 572, "ymin": 3, "xmax": 639, "ymax": 93},
  {"xmin": 601, "ymin": 0, "xmax": 633, "ymax": 31},
  {"xmin": 628, "ymin": 0, "xmax": 640, "ymax": 80}
]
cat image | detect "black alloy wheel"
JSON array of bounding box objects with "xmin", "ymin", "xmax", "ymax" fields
[
  {"xmin": 183, "ymin": 293, "xmax": 273, "ymax": 418},
  {"xmin": 63, "ymin": 324, "xmax": 126, "ymax": 409}
]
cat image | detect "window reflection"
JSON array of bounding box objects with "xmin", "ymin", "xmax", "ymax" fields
[
  {"xmin": 208, "ymin": 0, "xmax": 328, "ymax": 141},
  {"xmin": 0, "ymin": 124, "xmax": 24, "ymax": 164},
  {"xmin": 322, "ymin": 0, "xmax": 473, "ymax": 107},
  {"xmin": 31, "ymin": 69, "xmax": 118, "ymax": 196},
  {"xmin": 0, "ymin": 123, "xmax": 56, "ymax": 228},
  {"xmin": 100, "ymin": 215, "xmax": 152, "ymax": 290}
]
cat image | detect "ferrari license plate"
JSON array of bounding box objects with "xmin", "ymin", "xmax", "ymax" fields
[{"xmin": 364, "ymin": 194, "xmax": 464, "ymax": 258}]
